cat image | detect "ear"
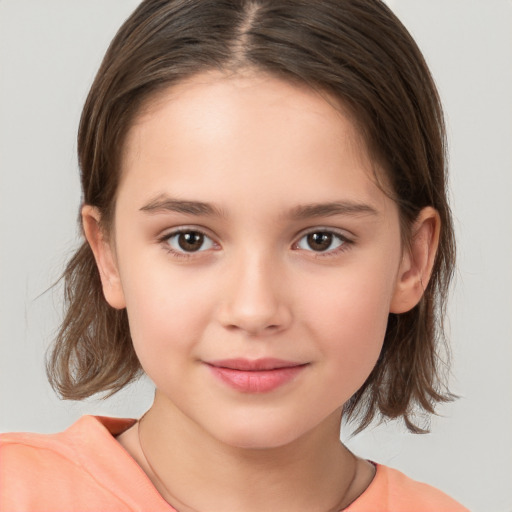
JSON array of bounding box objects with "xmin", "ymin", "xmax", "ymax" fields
[
  {"xmin": 390, "ymin": 207, "xmax": 440, "ymax": 314},
  {"xmin": 81, "ymin": 205, "xmax": 126, "ymax": 309}
]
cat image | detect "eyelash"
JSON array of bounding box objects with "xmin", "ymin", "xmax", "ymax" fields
[
  {"xmin": 158, "ymin": 227, "xmax": 353, "ymax": 259},
  {"xmin": 158, "ymin": 228, "xmax": 218, "ymax": 259},
  {"xmin": 293, "ymin": 229, "xmax": 353, "ymax": 258}
]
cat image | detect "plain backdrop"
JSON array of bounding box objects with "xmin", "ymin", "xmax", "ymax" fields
[{"xmin": 1, "ymin": 1, "xmax": 511, "ymax": 511}]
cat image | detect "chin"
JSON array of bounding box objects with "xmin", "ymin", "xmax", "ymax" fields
[{"xmin": 210, "ymin": 416, "xmax": 311, "ymax": 450}]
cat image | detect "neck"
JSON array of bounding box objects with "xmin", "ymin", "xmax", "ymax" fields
[{"xmin": 124, "ymin": 392, "xmax": 368, "ymax": 512}]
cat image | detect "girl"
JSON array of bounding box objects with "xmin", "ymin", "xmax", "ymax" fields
[{"xmin": 0, "ymin": 1, "xmax": 469, "ymax": 510}]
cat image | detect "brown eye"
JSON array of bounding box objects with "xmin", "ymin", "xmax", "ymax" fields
[
  {"xmin": 296, "ymin": 231, "xmax": 346, "ymax": 253},
  {"xmin": 166, "ymin": 230, "xmax": 215, "ymax": 253},
  {"xmin": 178, "ymin": 232, "xmax": 204, "ymax": 251},
  {"xmin": 307, "ymin": 232, "xmax": 332, "ymax": 251}
]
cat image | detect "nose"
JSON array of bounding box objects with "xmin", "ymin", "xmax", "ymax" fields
[{"xmin": 216, "ymin": 252, "xmax": 292, "ymax": 336}]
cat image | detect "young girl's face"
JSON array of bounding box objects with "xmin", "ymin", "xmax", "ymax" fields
[{"xmin": 93, "ymin": 71, "xmax": 415, "ymax": 449}]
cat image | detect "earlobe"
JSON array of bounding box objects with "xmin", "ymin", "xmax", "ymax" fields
[
  {"xmin": 390, "ymin": 207, "xmax": 440, "ymax": 314},
  {"xmin": 81, "ymin": 205, "xmax": 126, "ymax": 309}
]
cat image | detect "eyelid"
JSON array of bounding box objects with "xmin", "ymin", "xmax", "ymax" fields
[
  {"xmin": 294, "ymin": 226, "xmax": 354, "ymax": 242},
  {"xmin": 157, "ymin": 224, "xmax": 217, "ymax": 240},
  {"xmin": 156, "ymin": 225, "xmax": 354, "ymax": 259},
  {"xmin": 158, "ymin": 225, "xmax": 220, "ymax": 256},
  {"xmin": 292, "ymin": 227, "xmax": 354, "ymax": 255}
]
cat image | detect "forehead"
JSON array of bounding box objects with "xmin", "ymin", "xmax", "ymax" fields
[{"xmin": 118, "ymin": 70, "xmax": 394, "ymax": 217}]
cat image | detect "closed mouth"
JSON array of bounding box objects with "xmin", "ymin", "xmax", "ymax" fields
[
  {"xmin": 206, "ymin": 358, "xmax": 307, "ymax": 371},
  {"xmin": 205, "ymin": 358, "xmax": 309, "ymax": 393}
]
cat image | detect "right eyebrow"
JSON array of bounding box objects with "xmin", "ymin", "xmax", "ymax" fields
[
  {"xmin": 287, "ymin": 200, "xmax": 379, "ymax": 220},
  {"xmin": 139, "ymin": 195, "xmax": 225, "ymax": 217}
]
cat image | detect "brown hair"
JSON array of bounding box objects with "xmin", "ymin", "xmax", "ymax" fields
[{"xmin": 47, "ymin": 0, "xmax": 456, "ymax": 433}]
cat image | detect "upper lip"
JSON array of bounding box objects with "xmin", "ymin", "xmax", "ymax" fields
[{"xmin": 206, "ymin": 358, "xmax": 307, "ymax": 371}]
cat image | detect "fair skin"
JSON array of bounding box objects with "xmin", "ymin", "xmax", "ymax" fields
[{"xmin": 83, "ymin": 71, "xmax": 440, "ymax": 511}]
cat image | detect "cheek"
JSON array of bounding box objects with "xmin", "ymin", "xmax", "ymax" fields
[
  {"xmin": 118, "ymin": 258, "xmax": 216, "ymax": 370},
  {"xmin": 299, "ymin": 263, "xmax": 395, "ymax": 383}
]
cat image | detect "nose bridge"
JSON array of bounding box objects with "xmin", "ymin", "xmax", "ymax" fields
[{"xmin": 218, "ymin": 246, "xmax": 291, "ymax": 335}]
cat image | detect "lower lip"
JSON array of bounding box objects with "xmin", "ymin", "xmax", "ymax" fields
[{"xmin": 207, "ymin": 365, "xmax": 307, "ymax": 393}]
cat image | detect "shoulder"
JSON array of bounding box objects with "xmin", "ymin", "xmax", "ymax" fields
[
  {"xmin": 0, "ymin": 428, "xmax": 113, "ymax": 509},
  {"xmin": 0, "ymin": 415, "xmax": 135, "ymax": 475},
  {"xmin": 0, "ymin": 416, "xmax": 167, "ymax": 512},
  {"xmin": 347, "ymin": 463, "xmax": 470, "ymax": 512}
]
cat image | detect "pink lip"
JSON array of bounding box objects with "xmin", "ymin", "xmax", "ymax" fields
[{"xmin": 205, "ymin": 358, "xmax": 308, "ymax": 393}]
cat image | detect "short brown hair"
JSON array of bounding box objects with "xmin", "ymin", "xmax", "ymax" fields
[{"xmin": 47, "ymin": 0, "xmax": 456, "ymax": 433}]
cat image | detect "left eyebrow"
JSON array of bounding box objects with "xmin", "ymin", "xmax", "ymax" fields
[
  {"xmin": 139, "ymin": 195, "xmax": 224, "ymax": 217},
  {"xmin": 287, "ymin": 201, "xmax": 379, "ymax": 220}
]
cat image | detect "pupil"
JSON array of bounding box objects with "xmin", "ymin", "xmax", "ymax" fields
[
  {"xmin": 307, "ymin": 232, "xmax": 332, "ymax": 251},
  {"xmin": 178, "ymin": 232, "xmax": 203, "ymax": 252}
]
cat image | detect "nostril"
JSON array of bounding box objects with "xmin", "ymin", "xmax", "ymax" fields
[
  {"xmin": 215, "ymin": 286, "xmax": 293, "ymax": 335},
  {"xmin": 221, "ymin": 321, "xmax": 284, "ymax": 337}
]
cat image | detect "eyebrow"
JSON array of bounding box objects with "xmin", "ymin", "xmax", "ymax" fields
[
  {"xmin": 139, "ymin": 195, "xmax": 378, "ymax": 220},
  {"xmin": 139, "ymin": 196, "xmax": 224, "ymax": 217},
  {"xmin": 287, "ymin": 201, "xmax": 379, "ymax": 220}
]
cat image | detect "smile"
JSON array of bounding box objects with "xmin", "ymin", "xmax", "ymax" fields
[{"xmin": 205, "ymin": 358, "xmax": 309, "ymax": 393}]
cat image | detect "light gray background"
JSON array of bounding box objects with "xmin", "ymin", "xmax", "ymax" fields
[{"xmin": 1, "ymin": 1, "xmax": 511, "ymax": 511}]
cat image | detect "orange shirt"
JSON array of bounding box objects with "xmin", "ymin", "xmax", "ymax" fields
[{"xmin": 0, "ymin": 416, "xmax": 469, "ymax": 511}]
